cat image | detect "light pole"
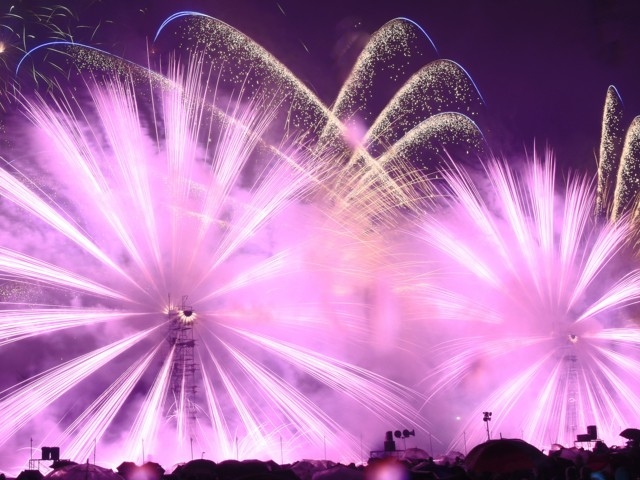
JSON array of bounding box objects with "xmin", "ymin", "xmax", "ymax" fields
[{"xmin": 482, "ymin": 412, "xmax": 492, "ymax": 441}]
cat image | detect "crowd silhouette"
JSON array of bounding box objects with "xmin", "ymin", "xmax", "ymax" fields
[{"xmin": 5, "ymin": 431, "xmax": 640, "ymax": 480}]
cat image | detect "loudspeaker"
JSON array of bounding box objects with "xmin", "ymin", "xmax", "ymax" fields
[
  {"xmin": 41, "ymin": 448, "xmax": 51, "ymax": 461},
  {"xmin": 50, "ymin": 447, "xmax": 60, "ymax": 461},
  {"xmin": 384, "ymin": 431, "xmax": 396, "ymax": 451},
  {"xmin": 587, "ymin": 425, "xmax": 597, "ymax": 440}
]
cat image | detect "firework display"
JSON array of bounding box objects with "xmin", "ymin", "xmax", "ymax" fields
[
  {"xmin": 409, "ymin": 157, "xmax": 640, "ymax": 449},
  {"xmin": 0, "ymin": 11, "xmax": 483, "ymax": 471},
  {"xmin": 0, "ymin": 6, "xmax": 639, "ymax": 477}
]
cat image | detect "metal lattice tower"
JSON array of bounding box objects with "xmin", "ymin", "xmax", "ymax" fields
[
  {"xmin": 167, "ymin": 295, "xmax": 198, "ymax": 435},
  {"xmin": 564, "ymin": 353, "xmax": 578, "ymax": 441}
]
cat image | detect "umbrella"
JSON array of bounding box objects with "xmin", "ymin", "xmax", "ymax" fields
[
  {"xmin": 172, "ymin": 459, "xmax": 217, "ymax": 480},
  {"xmin": 45, "ymin": 464, "xmax": 123, "ymax": 480},
  {"xmin": 215, "ymin": 459, "xmax": 270, "ymax": 480},
  {"xmin": 312, "ymin": 465, "xmax": 363, "ymax": 480},
  {"xmin": 464, "ymin": 439, "xmax": 547, "ymax": 474},
  {"xmin": 116, "ymin": 462, "xmax": 164, "ymax": 480},
  {"xmin": 434, "ymin": 451, "xmax": 464, "ymax": 466},
  {"xmin": 291, "ymin": 460, "xmax": 336, "ymax": 480},
  {"xmin": 401, "ymin": 448, "xmax": 431, "ymax": 461},
  {"xmin": 620, "ymin": 428, "xmax": 640, "ymax": 441},
  {"xmin": 51, "ymin": 461, "xmax": 78, "ymax": 471},
  {"xmin": 17, "ymin": 471, "xmax": 44, "ymax": 480},
  {"xmin": 552, "ymin": 446, "xmax": 589, "ymax": 465}
]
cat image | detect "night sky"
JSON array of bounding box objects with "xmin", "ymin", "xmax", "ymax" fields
[
  {"xmin": 4, "ymin": 0, "xmax": 640, "ymax": 170},
  {"xmin": 71, "ymin": 0, "xmax": 640, "ymax": 172}
]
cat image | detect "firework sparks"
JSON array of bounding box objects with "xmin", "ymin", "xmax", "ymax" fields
[
  {"xmin": 0, "ymin": 11, "xmax": 487, "ymax": 472},
  {"xmin": 408, "ymin": 155, "xmax": 640, "ymax": 450}
]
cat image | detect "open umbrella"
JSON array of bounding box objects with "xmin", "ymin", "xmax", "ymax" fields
[
  {"xmin": 312, "ymin": 465, "xmax": 363, "ymax": 480},
  {"xmin": 464, "ymin": 439, "xmax": 547, "ymax": 474},
  {"xmin": 215, "ymin": 459, "xmax": 270, "ymax": 480},
  {"xmin": 620, "ymin": 428, "xmax": 640, "ymax": 441},
  {"xmin": 45, "ymin": 464, "xmax": 123, "ymax": 480},
  {"xmin": 172, "ymin": 459, "xmax": 217, "ymax": 480},
  {"xmin": 551, "ymin": 446, "xmax": 589, "ymax": 465},
  {"xmin": 291, "ymin": 460, "xmax": 335, "ymax": 480},
  {"xmin": 51, "ymin": 461, "xmax": 78, "ymax": 471},
  {"xmin": 401, "ymin": 448, "xmax": 431, "ymax": 461},
  {"xmin": 116, "ymin": 462, "xmax": 164, "ymax": 480}
]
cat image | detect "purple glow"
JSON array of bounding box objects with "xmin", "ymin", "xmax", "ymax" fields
[
  {"xmin": 1, "ymin": 13, "xmax": 475, "ymax": 473},
  {"xmin": 0, "ymin": 8, "xmax": 637, "ymax": 477},
  {"xmin": 410, "ymin": 157, "xmax": 640, "ymax": 451}
]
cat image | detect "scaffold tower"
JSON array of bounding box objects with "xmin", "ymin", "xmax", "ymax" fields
[
  {"xmin": 564, "ymin": 352, "xmax": 578, "ymax": 441},
  {"xmin": 167, "ymin": 295, "xmax": 198, "ymax": 435}
]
